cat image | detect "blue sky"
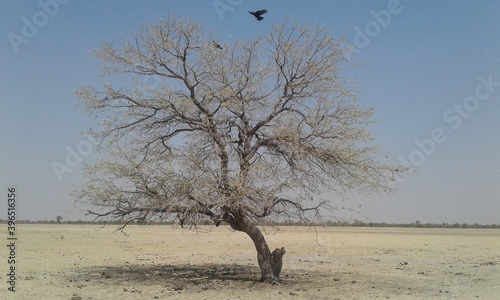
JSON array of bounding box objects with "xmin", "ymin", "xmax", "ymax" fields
[{"xmin": 1, "ymin": 0, "xmax": 499, "ymax": 224}]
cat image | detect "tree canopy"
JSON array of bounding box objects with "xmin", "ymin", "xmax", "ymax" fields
[{"xmin": 75, "ymin": 17, "xmax": 401, "ymax": 228}]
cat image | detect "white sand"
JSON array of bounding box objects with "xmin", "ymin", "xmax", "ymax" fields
[{"xmin": 1, "ymin": 224, "xmax": 499, "ymax": 299}]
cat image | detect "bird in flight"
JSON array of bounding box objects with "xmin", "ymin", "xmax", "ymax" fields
[
  {"xmin": 213, "ymin": 41, "xmax": 223, "ymax": 50},
  {"xmin": 249, "ymin": 9, "xmax": 267, "ymax": 21}
]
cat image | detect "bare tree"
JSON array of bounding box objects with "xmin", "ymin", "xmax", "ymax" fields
[{"xmin": 74, "ymin": 17, "xmax": 403, "ymax": 283}]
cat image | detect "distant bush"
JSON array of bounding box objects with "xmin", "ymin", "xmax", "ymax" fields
[{"xmin": 2, "ymin": 219, "xmax": 499, "ymax": 229}]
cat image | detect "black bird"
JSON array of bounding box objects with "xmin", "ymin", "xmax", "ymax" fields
[
  {"xmin": 213, "ymin": 41, "xmax": 223, "ymax": 50},
  {"xmin": 249, "ymin": 9, "xmax": 267, "ymax": 21}
]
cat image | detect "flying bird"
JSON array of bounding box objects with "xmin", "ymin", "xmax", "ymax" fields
[
  {"xmin": 212, "ymin": 41, "xmax": 223, "ymax": 50},
  {"xmin": 249, "ymin": 9, "xmax": 267, "ymax": 21}
]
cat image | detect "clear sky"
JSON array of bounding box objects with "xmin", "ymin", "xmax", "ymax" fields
[{"xmin": 1, "ymin": 0, "xmax": 499, "ymax": 224}]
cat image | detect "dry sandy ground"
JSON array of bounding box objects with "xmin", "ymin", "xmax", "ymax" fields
[{"xmin": 1, "ymin": 224, "xmax": 499, "ymax": 299}]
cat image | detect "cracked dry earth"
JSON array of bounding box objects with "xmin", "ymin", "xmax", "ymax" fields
[{"xmin": 1, "ymin": 225, "xmax": 499, "ymax": 299}]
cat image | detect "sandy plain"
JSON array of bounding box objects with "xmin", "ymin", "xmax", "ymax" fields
[{"xmin": 1, "ymin": 224, "xmax": 499, "ymax": 299}]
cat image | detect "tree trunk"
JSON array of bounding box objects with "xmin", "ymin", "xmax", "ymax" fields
[{"xmin": 226, "ymin": 212, "xmax": 286, "ymax": 283}]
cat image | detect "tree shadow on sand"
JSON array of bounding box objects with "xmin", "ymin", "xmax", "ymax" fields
[{"xmin": 65, "ymin": 262, "xmax": 303, "ymax": 291}]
